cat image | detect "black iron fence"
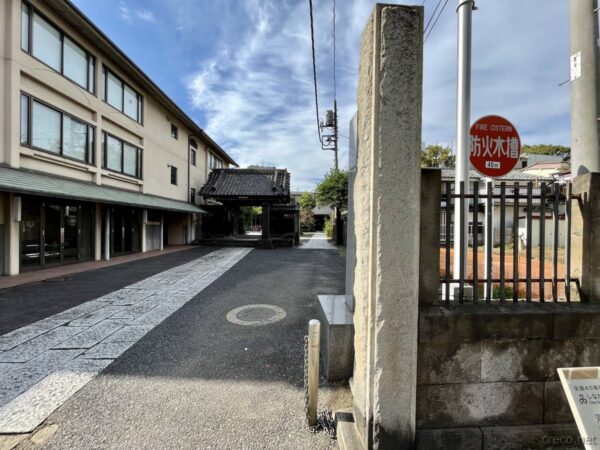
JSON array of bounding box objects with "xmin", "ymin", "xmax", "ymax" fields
[{"xmin": 440, "ymin": 180, "xmax": 578, "ymax": 303}]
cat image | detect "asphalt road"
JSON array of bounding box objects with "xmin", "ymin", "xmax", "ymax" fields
[{"xmin": 16, "ymin": 246, "xmax": 345, "ymax": 450}]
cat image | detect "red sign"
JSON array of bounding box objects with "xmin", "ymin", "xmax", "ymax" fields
[{"xmin": 469, "ymin": 115, "xmax": 521, "ymax": 178}]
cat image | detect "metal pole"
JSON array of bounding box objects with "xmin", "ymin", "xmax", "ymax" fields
[
  {"xmin": 570, "ymin": 0, "xmax": 600, "ymax": 176},
  {"xmin": 453, "ymin": 0, "xmax": 475, "ymax": 282},
  {"xmin": 307, "ymin": 319, "xmax": 320, "ymax": 427}
]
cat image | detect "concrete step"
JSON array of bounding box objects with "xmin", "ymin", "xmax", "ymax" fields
[{"xmin": 336, "ymin": 409, "xmax": 364, "ymax": 450}]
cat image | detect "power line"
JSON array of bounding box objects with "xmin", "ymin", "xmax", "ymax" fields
[
  {"xmin": 308, "ymin": 0, "xmax": 323, "ymax": 144},
  {"xmin": 423, "ymin": 0, "xmax": 443, "ymax": 35},
  {"xmin": 424, "ymin": 0, "xmax": 450, "ymax": 43},
  {"xmin": 332, "ymin": 0, "xmax": 336, "ymax": 103}
]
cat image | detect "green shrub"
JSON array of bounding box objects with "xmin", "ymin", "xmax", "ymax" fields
[
  {"xmin": 324, "ymin": 218, "xmax": 333, "ymax": 239},
  {"xmin": 492, "ymin": 284, "xmax": 514, "ymax": 299}
]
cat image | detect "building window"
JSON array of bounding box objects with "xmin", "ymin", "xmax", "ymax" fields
[
  {"xmin": 170, "ymin": 166, "xmax": 178, "ymax": 185},
  {"xmin": 171, "ymin": 124, "xmax": 178, "ymax": 139},
  {"xmin": 102, "ymin": 66, "xmax": 143, "ymax": 123},
  {"xmin": 20, "ymin": 93, "xmax": 95, "ymax": 165},
  {"xmin": 20, "ymin": 94, "xmax": 29, "ymax": 145},
  {"xmin": 190, "ymin": 149, "xmax": 197, "ymax": 166},
  {"xmin": 102, "ymin": 131, "xmax": 142, "ymax": 178},
  {"xmin": 209, "ymin": 152, "xmax": 223, "ymax": 170},
  {"xmin": 21, "ymin": 4, "xmax": 95, "ymax": 93},
  {"xmin": 190, "ymin": 188, "xmax": 196, "ymax": 203},
  {"xmin": 21, "ymin": 3, "xmax": 30, "ymax": 53}
]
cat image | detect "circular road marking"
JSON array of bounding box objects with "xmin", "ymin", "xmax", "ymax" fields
[{"xmin": 226, "ymin": 304, "xmax": 287, "ymax": 326}]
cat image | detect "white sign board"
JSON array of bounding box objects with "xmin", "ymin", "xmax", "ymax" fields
[
  {"xmin": 558, "ymin": 367, "xmax": 600, "ymax": 449},
  {"xmin": 571, "ymin": 51, "xmax": 582, "ymax": 82}
]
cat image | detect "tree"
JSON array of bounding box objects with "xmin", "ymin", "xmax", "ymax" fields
[
  {"xmin": 521, "ymin": 144, "xmax": 570, "ymax": 156},
  {"xmin": 300, "ymin": 208, "xmax": 315, "ymax": 230},
  {"xmin": 240, "ymin": 206, "xmax": 262, "ymax": 230},
  {"xmin": 420, "ymin": 145, "xmax": 455, "ymax": 168},
  {"xmin": 315, "ymin": 169, "xmax": 349, "ymax": 210},
  {"xmin": 298, "ymin": 192, "xmax": 316, "ymax": 210}
]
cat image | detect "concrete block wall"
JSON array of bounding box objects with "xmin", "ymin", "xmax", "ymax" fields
[{"xmin": 416, "ymin": 303, "xmax": 600, "ymax": 449}]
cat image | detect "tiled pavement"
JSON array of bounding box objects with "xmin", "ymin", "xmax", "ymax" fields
[
  {"xmin": 299, "ymin": 232, "xmax": 337, "ymax": 250},
  {"xmin": 0, "ymin": 247, "xmax": 252, "ymax": 434}
]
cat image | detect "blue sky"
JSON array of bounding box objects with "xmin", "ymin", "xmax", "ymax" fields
[{"xmin": 71, "ymin": 0, "xmax": 570, "ymax": 190}]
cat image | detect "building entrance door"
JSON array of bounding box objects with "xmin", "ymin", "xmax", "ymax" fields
[
  {"xmin": 110, "ymin": 206, "xmax": 142, "ymax": 257},
  {"xmin": 63, "ymin": 205, "xmax": 79, "ymax": 263},
  {"xmin": 43, "ymin": 203, "xmax": 62, "ymax": 266},
  {"xmin": 20, "ymin": 197, "xmax": 95, "ymax": 271}
]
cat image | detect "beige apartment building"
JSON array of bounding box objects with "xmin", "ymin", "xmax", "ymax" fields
[{"xmin": 0, "ymin": 0, "xmax": 237, "ymax": 275}]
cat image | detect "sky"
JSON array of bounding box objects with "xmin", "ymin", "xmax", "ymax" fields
[{"xmin": 71, "ymin": 0, "xmax": 570, "ymax": 191}]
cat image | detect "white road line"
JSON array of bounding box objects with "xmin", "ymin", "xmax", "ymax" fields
[{"xmin": 0, "ymin": 247, "xmax": 251, "ymax": 433}]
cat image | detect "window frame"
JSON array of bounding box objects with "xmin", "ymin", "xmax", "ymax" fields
[
  {"xmin": 20, "ymin": 92, "xmax": 95, "ymax": 166},
  {"xmin": 101, "ymin": 130, "xmax": 143, "ymax": 179},
  {"xmin": 209, "ymin": 152, "xmax": 223, "ymax": 170},
  {"xmin": 190, "ymin": 148, "xmax": 197, "ymax": 166},
  {"xmin": 170, "ymin": 166, "xmax": 178, "ymax": 185},
  {"xmin": 21, "ymin": 2, "xmax": 96, "ymax": 94},
  {"xmin": 171, "ymin": 124, "xmax": 178, "ymax": 140},
  {"xmin": 102, "ymin": 66, "xmax": 143, "ymax": 124},
  {"xmin": 190, "ymin": 188, "xmax": 196, "ymax": 203}
]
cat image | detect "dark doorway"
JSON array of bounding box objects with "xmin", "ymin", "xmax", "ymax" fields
[
  {"xmin": 110, "ymin": 206, "xmax": 142, "ymax": 257},
  {"xmin": 19, "ymin": 197, "xmax": 95, "ymax": 271}
]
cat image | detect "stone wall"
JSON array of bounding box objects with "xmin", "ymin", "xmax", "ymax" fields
[{"xmin": 416, "ymin": 303, "xmax": 600, "ymax": 449}]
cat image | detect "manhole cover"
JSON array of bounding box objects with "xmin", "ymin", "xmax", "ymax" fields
[{"xmin": 226, "ymin": 304, "xmax": 286, "ymax": 326}]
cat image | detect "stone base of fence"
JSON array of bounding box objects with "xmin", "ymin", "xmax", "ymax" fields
[{"xmin": 416, "ymin": 302, "xmax": 600, "ymax": 449}]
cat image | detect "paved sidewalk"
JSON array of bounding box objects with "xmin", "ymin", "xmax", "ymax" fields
[
  {"xmin": 0, "ymin": 246, "xmax": 196, "ymax": 291},
  {"xmin": 299, "ymin": 232, "xmax": 337, "ymax": 250},
  {"xmin": 11, "ymin": 246, "xmax": 345, "ymax": 449},
  {"xmin": 0, "ymin": 248, "xmax": 251, "ymax": 434}
]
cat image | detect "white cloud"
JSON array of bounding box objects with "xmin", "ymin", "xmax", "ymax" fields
[
  {"xmin": 118, "ymin": 1, "xmax": 131, "ymax": 23},
  {"xmin": 184, "ymin": 0, "xmax": 570, "ymax": 190},
  {"xmin": 136, "ymin": 10, "xmax": 155, "ymax": 22},
  {"xmin": 118, "ymin": 2, "xmax": 155, "ymax": 24},
  {"xmin": 186, "ymin": 0, "xmax": 350, "ymax": 190}
]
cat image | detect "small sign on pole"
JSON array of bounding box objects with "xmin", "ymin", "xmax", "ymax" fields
[
  {"xmin": 558, "ymin": 367, "xmax": 600, "ymax": 449},
  {"xmin": 469, "ymin": 115, "xmax": 521, "ymax": 178}
]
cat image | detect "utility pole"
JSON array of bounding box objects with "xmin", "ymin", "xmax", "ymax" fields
[
  {"xmin": 570, "ymin": 0, "xmax": 600, "ymax": 176},
  {"xmin": 320, "ymin": 104, "xmax": 339, "ymax": 170},
  {"xmin": 453, "ymin": 0, "xmax": 475, "ymax": 290},
  {"xmin": 333, "ymin": 100, "xmax": 339, "ymax": 171}
]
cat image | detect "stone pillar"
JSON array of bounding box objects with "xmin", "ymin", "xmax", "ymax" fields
[
  {"xmin": 261, "ymin": 203, "xmax": 270, "ymax": 239},
  {"xmin": 346, "ymin": 113, "xmax": 358, "ymax": 310},
  {"xmin": 572, "ymin": 173, "xmax": 600, "ymax": 301},
  {"xmin": 419, "ymin": 169, "xmax": 441, "ymax": 305},
  {"xmin": 1, "ymin": 0, "xmax": 21, "ymax": 168},
  {"xmin": 5, "ymin": 194, "xmax": 20, "ymax": 275},
  {"xmin": 160, "ymin": 214, "xmax": 164, "ymax": 251},
  {"xmin": 141, "ymin": 210, "xmax": 148, "ymax": 252},
  {"xmin": 94, "ymin": 203, "xmax": 102, "ymax": 260},
  {"xmin": 104, "ymin": 208, "xmax": 110, "ymax": 261},
  {"xmin": 352, "ymin": 4, "xmax": 423, "ymax": 449}
]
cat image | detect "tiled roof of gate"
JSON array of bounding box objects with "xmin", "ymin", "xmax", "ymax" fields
[
  {"xmin": 0, "ymin": 166, "xmax": 206, "ymax": 214},
  {"xmin": 199, "ymin": 168, "xmax": 291, "ymax": 201}
]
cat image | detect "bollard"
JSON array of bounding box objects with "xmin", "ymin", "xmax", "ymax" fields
[{"xmin": 307, "ymin": 319, "xmax": 320, "ymax": 427}]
